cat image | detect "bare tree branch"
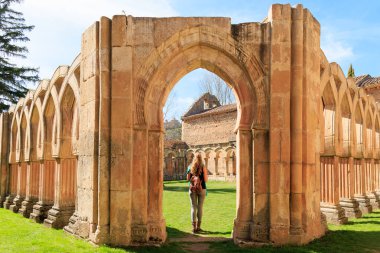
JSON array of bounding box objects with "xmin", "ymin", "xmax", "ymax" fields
[
  {"xmin": 198, "ymin": 72, "xmax": 235, "ymax": 105},
  {"xmin": 163, "ymin": 91, "xmax": 178, "ymax": 121}
]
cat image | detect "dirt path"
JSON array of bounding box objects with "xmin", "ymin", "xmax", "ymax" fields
[{"xmin": 168, "ymin": 234, "xmax": 232, "ymax": 252}]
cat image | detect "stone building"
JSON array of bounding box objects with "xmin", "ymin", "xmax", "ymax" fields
[
  {"xmin": 163, "ymin": 93, "xmax": 237, "ymax": 181},
  {"xmin": 181, "ymin": 93, "xmax": 237, "ymax": 180},
  {"xmin": 163, "ymin": 140, "xmax": 188, "ymax": 180},
  {"xmin": 1, "ymin": 4, "xmax": 380, "ymax": 248}
]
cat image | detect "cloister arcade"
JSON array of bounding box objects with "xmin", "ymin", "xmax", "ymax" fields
[
  {"xmin": 1, "ymin": 56, "xmax": 80, "ymax": 228},
  {"xmin": 319, "ymin": 55, "xmax": 380, "ymax": 223},
  {"xmin": 0, "ymin": 3, "xmax": 379, "ymax": 248}
]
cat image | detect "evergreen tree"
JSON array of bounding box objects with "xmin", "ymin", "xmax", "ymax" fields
[
  {"xmin": 0, "ymin": 0, "xmax": 38, "ymax": 112},
  {"xmin": 347, "ymin": 63, "xmax": 355, "ymax": 78}
]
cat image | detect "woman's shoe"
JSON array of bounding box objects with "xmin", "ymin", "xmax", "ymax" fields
[
  {"xmin": 192, "ymin": 222, "xmax": 197, "ymax": 233},
  {"xmin": 196, "ymin": 221, "xmax": 203, "ymax": 232}
]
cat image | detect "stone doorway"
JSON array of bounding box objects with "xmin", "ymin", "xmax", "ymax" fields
[
  {"xmin": 84, "ymin": 16, "xmax": 271, "ymax": 246},
  {"xmin": 161, "ymin": 69, "xmax": 239, "ymax": 240},
  {"xmin": 72, "ymin": 5, "xmax": 326, "ymax": 247}
]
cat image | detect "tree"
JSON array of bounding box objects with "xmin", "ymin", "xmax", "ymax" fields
[
  {"xmin": 163, "ymin": 90, "xmax": 178, "ymax": 121},
  {"xmin": 347, "ymin": 63, "xmax": 355, "ymax": 78},
  {"xmin": 198, "ymin": 72, "xmax": 235, "ymax": 105},
  {"xmin": 0, "ymin": 0, "xmax": 39, "ymax": 112}
]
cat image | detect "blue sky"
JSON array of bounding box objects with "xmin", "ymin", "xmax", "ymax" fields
[{"xmin": 13, "ymin": 0, "xmax": 380, "ymax": 119}]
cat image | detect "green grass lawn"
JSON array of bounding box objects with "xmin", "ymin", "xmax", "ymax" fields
[
  {"xmin": 163, "ymin": 180, "xmax": 235, "ymax": 238},
  {"xmin": 0, "ymin": 180, "xmax": 380, "ymax": 253}
]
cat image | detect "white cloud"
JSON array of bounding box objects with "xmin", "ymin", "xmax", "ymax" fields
[
  {"xmin": 321, "ymin": 28, "xmax": 354, "ymax": 63},
  {"xmin": 13, "ymin": 0, "xmax": 178, "ymax": 87},
  {"xmin": 21, "ymin": 0, "xmax": 178, "ymax": 28}
]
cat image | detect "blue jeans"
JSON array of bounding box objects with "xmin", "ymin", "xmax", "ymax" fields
[{"xmin": 189, "ymin": 189, "xmax": 206, "ymax": 223}]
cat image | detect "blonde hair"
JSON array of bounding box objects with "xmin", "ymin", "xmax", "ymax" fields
[{"xmin": 190, "ymin": 153, "xmax": 204, "ymax": 175}]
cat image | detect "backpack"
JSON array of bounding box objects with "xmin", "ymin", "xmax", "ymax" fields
[{"xmin": 190, "ymin": 166, "xmax": 203, "ymax": 193}]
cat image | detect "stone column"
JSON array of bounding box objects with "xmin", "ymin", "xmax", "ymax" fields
[
  {"xmin": 147, "ymin": 129, "xmax": 166, "ymax": 242},
  {"xmin": 10, "ymin": 163, "xmax": 27, "ymax": 212},
  {"xmin": 19, "ymin": 162, "xmax": 39, "ymax": 217},
  {"xmin": 30, "ymin": 160, "xmax": 55, "ymax": 222},
  {"xmin": 89, "ymin": 16, "xmax": 112, "ymax": 244},
  {"xmin": 268, "ymin": 5, "xmax": 291, "ymax": 243},
  {"xmin": 367, "ymin": 159, "xmax": 379, "ymax": 209},
  {"xmin": 107, "ymin": 15, "xmax": 137, "ymax": 246},
  {"xmin": 354, "ymin": 158, "xmax": 372, "ymax": 214},
  {"xmin": 3, "ymin": 164, "xmax": 17, "ymax": 209},
  {"xmin": 320, "ymin": 156, "xmax": 347, "ymax": 224},
  {"xmin": 129, "ymin": 128, "xmax": 149, "ymax": 243},
  {"xmin": 375, "ymin": 160, "xmax": 380, "ymax": 207},
  {"xmin": 233, "ymin": 128, "xmax": 253, "ymax": 242},
  {"xmin": 290, "ymin": 5, "xmax": 303, "ymax": 238},
  {"xmin": 0, "ymin": 113, "xmax": 9, "ymax": 207},
  {"xmin": 340, "ymin": 157, "xmax": 362, "ymax": 218},
  {"xmin": 44, "ymin": 158, "xmax": 76, "ymax": 228},
  {"xmin": 208, "ymin": 152, "xmax": 217, "ymax": 176},
  {"xmin": 66, "ymin": 21, "xmax": 101, "ymax": 241},
  {"xmin": 251, "ymin": 129, "xmax": 270, "ymax": 242},
  {"xmin": 301, "ymin": 6, "xmax": 327, "ymax": 241}
]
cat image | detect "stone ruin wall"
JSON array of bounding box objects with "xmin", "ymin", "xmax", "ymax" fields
[{"xmin": 0, "ymin": 3, "xmax": 379, "ymax": 248}]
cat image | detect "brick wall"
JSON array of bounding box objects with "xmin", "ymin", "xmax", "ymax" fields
[{"xmin": 182, "ymin": 110, "xmax": 237, "ymax": 146}]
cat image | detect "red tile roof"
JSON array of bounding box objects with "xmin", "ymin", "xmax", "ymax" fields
[
  {"xmin": 354, "ymin": 74, "xmax": 380, "ymax": 89},
  {"xmin": 182, "ymin": 103, "xmax": 237, "ymax": 120}
]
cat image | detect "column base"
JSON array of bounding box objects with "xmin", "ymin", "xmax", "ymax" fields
[
  {"xmin": 18, "ymin": 197, "xmax": 38, "ymax": 218},
  {"xmin": 233, "ymin": 219, "xmax": 252, "ymax": 243},
  {"xmin": 375, "ymin": 191, "xmax": 380, "ymax": 209},
  {"xmin": 90, "ymin": 224, "xmax": 110, "ymax": 245},
  {"xmin": 130, "ymin": 224, "xmax": 148, "ymax": 244},
  {"xmin": 288, "ymin": 225, "xmax": 305, "ymax": 245},
  {"xmin": 9, "ymin": 196, "xmax": 24, "ymax": 213},
  {"xmin": 250, "ymin": 223, "xmax": 270, "ymax": 243},
  {"xmin": 3, "ymin": 195, "xmax": 15, "ymax": 209},
  {"xmin": 44, "ymin": 206, "xmax": 75, "ymax": 229},
  {"xmin": 355, "ymin": 195, "xmax": 372, "ymax": 215},
  {"xmin": 63, "ymin": 212, "xmax": 90, "ymax": 239},
  {"xmin": 320, "ymin": 203, "xmax": 348, "ymax": 224},
  {"xmin": 340, "ymin": 198, "xmax": 362, "ymax": 218},
  {"xmin": 30, "ymin": 202, "xmax": 53, "ymax": 223},
  {"xmin": 369, "ymin": 192, "xmax": 380, "ymax": 209},
  {"xmin": 320, "ymin": 211, "xmax": 328, "ymax": 231},
  {"xmin": 147, "ymin": 219, "xmax": 167, "ymax": 244},
  {"xmin": 63, "ymin": 212, "xmax": 78, "ymax": 234},
  {"xmin": 0, "ymin": 196, "xmax": 4, "ymax": 208}
]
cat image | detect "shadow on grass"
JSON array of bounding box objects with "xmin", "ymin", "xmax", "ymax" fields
[
  {"xmin": 163, "ymin": 180, "xmax": 187, "ymax": 185},
  {"xmin": 166, "ymin": 226, "xmax": 231, "ymax": 238},
  {"xmin": 196, "ymin": 230, "xmax": 232, "ymax": 236},
  {"xmin": 206, "ymin": 188, "xmax": 236, "ymax": 194},
  {"xmin": 166, "ymin": 226, "xmax": 189, "ymax": 238},
  {"xmin": 355, "ymin": 210, "xmax": 380, "ymax": 218},
  {"xmin": 163, "ymin": 185, "xmax": 189, "ymax": 192},
  {"xmin": 346, "ymin": 220, "xmax": 380, "ymax": 225},
  {"xmin": 209, "ymin": 230, "xmax": 380, "ymax": 253},
  {"xmin": 163, "ymin": 185, "xmax": 236, "ymax": 194},
  {"xmin": 108, "ymin": 229, "xmax": 380, "ymax": 253}
]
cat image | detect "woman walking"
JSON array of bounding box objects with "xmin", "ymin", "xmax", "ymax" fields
[{"xmin": 187, "ymin": 153, "xmax": 208, "ymax": 233}]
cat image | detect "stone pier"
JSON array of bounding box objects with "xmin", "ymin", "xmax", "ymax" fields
[{"xmin": 0, "ymin": 3, "xmax": 379, "ymax": 248}]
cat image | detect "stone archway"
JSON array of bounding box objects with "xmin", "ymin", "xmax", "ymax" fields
[
  {"xmin": 69, "ymin": 3, "xmax": 326, "ymax": 247},
  {"xmin": 141, "ymin": 41, "xmax": 268, "ymax": 244}
]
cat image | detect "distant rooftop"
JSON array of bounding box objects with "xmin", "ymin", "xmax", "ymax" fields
[
  {"xmin": 354, "ymin": 74, "xmax": 380, "ymax": 89},
  {"xmin": 182, "ymin": 103, "xmax": 237, "ymax": 120}
]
